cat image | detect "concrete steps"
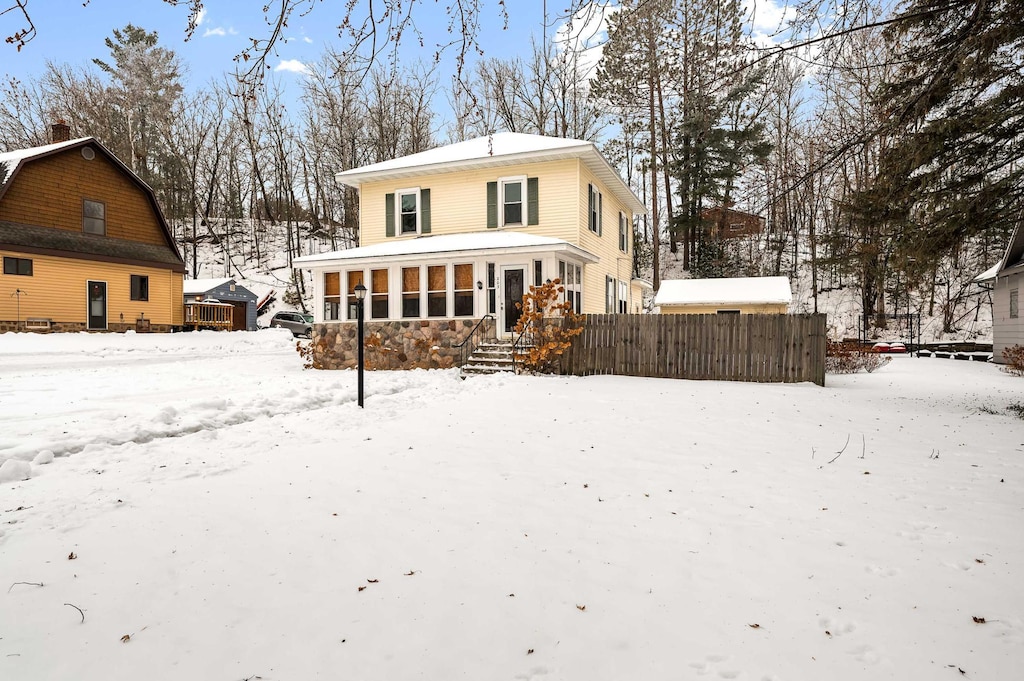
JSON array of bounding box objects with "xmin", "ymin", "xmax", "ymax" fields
[{"xmin": 461, "ymin": 340, "xmax": 517, "ymax": 376}]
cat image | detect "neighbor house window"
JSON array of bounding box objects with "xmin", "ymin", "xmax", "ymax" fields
[
  {"xmin": 83, "ymin": 199, "xmax": 106, "ymax": 235},
  {"xmin": 398, "ymin": 189, "xmax": 419, "ymax": 234},
  {"xmin": 130, "ymin": 275, "xmax": 149, "ymax": 301},
  {"xmin": 402, "ymin": 267, "xmax": 420, "ymax": 317},
  {"xmin": 427, "ymin": 265, "xmax": 446, "ymax": 317},
  {"xmin": 500, "ymin": 176, "xmax": 525, "ymax": 226},
  {"xmin": 3, "ymin": 256, "xmax": 32, "ymax": 276},
  {"xmin": 1012, "ymin": 288, "xmax": 1019, "ymax": 319},
  {"xmin": 588, "ymin": 184, "xmax": 602, "ymax": 234},
  {"xmin": 346, "ymin": 270, "xmax": 364, "ymax": 319},
  {"xmin": 371, "ymin": 269, "xmax": 389, "ymax": 319},
  {"xmin": 324, "ymin": 272, "xmax": 341, "ymax": 320},
  {"xmin": 454, "ymin": 263, "xmax": 474, "ymax": 317}
]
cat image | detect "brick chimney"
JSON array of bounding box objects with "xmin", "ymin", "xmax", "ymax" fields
[{"xmin": 50, "ymin": 121, "xmax": 71, "ymax": 143}]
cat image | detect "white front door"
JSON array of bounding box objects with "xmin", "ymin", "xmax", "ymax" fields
[{"xmin": 499, "ymin": 265, "xmax": 527, "ymax": 337}]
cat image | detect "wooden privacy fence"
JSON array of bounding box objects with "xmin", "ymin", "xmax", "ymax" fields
[{"xmin": 561, "ymin": 314, "xmax": 827, "ymax": 386}]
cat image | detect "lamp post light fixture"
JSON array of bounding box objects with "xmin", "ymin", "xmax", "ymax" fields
[{"xmin": 353, "ymin": 283, "xmax": 367, "ymax": 408}]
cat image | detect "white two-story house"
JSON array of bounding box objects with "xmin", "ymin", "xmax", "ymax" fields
[{"xmin": 294, "ymin": 132, "xmax": 649, "ymax": 370}]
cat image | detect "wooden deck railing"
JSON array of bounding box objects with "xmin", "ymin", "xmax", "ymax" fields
[{"xmin": 184, "ymin": 303, "xmax": 234, "ymax": 330}]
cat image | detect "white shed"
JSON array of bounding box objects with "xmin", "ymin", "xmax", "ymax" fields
[
  {"xmin": 654, "ymin": 276, "xmax": 792, "ymax": 315},
  {"xmin": 975, "ymin": 226, "xmax": 1023, "ymax": 364}
]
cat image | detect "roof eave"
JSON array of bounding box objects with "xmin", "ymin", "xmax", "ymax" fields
[{"xmin": 295, "ymin": 241, "xmax": 600, "ymax": 268}]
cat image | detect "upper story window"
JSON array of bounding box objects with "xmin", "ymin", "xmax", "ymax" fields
[
  {"xmin": 83, "ymin": 199, "xmax": 106, "ymax": 235},
  {"xmin": 399, "ymin": 189, "xmax": 418, "ymax": 234},
  {"xmin": 588, "ymin": 184, "xmax": 602, "ymax": 235},
  {"xmin": 488, "ymin": 177, "xmax": 538, "ymax": 228},
  {"xmin": 386, "ymin": 188, "xmax": 431, "ymax": 237},
  {"xmin": 618, "ymin": 212, "xmax": 628, "ymax": 253},
  {"xmin": 500, "ymin": 176, "xmax": 526, "ymax": 226}
]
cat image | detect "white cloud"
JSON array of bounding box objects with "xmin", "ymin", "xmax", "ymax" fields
[
  {"xmin": 303, "ymin": 37, "xmax": 313, "ymax": 44},
  {"xmin": 552, "ymin": 2, "xmax": 618, "ymax": 80},
  {"xmin": 195, "ymin": 8, "xmax": 207, "ymax": 26},
  {"xmin": 202, "ymin": 26, "xmax": 238, "ymax": 38},
  {"xmin": 275, "ymin": 59, "xmax": 310, "ymax": 74}
]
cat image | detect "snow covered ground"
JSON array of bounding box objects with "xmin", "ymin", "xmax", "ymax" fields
[{"xmin": 1, "ymin": 331, "xmax": 1022, "ymax": 680}]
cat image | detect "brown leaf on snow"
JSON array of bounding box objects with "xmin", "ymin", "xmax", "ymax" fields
[
  {"xmin": 357, "ymin": 586, "xmax": 366, "ymax": 592},
  {"xmin": 120, "ymin": 634, "xmax": 131, "ymax": 643},
  {"xmin": 975, "ymin": 558, "xmax": 985, "ymax": 564},
  {"xmin": 825, "ymin": 630, "xmax": 832, "ymax": 637},
  {"xmin": 973, "ymin": 616, "xmax": 986, "ymax": 624},
  {"xmin": 404, "ymin": 571, "xmax": 416, "ymax": 576},
  {"xmin": 527, "ymin": 649, "xmax": 534, "ymax": 655},
  {"xmin": 367, "ymin": 579, "xmax": 379, "ymax": 583},
  {"xmin": 68, "ymin": 552, "xmax": 77, "ymax": 560},
  {"xmin": 576, "ymin": 604, "xmax": 586, "ymax": 611},
  {"xmin": 748, "ymin": 623, "xmax": 760, "ymax": 629}
]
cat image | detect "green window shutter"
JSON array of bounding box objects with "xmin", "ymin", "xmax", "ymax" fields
[
  {"xmin": 420, "ymin": 188, "xmax": 431, "ymax": 233},
  {"xmin": 587, "ymin": 183, "xmax": 594, "ymax": 232},
  {"xmin": 597, "ymin": 192, "xmax": 603, "ymax": 236},
  {"xmin": 486, "ymin": 181, "xmax": 498, "ymax": 229},
  {"xmin": 385, "ymin": 193, "xmax": 395, "ymax": 237},
  {"xmin": 527, "ymin": 177, "xmax": 539, "ymax": 226}
]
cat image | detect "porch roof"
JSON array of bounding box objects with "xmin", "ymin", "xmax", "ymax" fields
[{"xmin": 293, "ymin": 232, "xmax": 600, "ymax": 267}]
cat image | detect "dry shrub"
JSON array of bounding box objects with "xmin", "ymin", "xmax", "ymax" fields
[
  {"xmin": 826, "ymin": 340, "xmax": 891, "ymax": 374},
  {"xmin": 513, "ymin": 278, "xmax": 584, "ymax": 374},
  {"xmin": 296, "ymin": 339, "xmax": 321, "ymax": 370},
  {"xmin": 1002, "ymin": 344, "xmax": 1024, "ymax": 376}
]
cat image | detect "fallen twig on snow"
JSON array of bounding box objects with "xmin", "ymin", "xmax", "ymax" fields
[
  {"xmin": 7, "ymin": 581, "xmax": 43, "ymax": 593},
  {"xmin": 64, "ymin": 603, "xmax": 85, "ymax": 623},
  {"xmin": 827, "ymin": 435, "xmax": 850, "ymax": 464}
]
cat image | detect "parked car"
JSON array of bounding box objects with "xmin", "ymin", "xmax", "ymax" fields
[{"xmin": 269, "ymin": 311, "xmax": 313, "ymax": 338}]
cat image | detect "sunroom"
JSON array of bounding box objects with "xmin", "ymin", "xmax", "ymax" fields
[{"xmin": 293, "ymin": 233, "xmax": 598, "ymax": 369}]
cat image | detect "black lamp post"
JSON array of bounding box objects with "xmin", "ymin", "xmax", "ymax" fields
[{"xmin": 353, "ymin": 283, "xmax": 367, "ymax": 408}]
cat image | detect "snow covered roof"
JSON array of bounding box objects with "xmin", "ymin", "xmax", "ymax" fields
[
  {"xmin": 0, "ymin": 138, "xmax": 93, "ymax": 188},
  {"xmin": 972, "ymin": 263, "xmax": 1000, "ymax": 283},
  {"xmin": 654, "ymin": 276, "xmax": 793, "ymax": 307},
  {"xmin": 293, "ymin": 231, "xmax": 599, "ymax": 267},
  {"xmin": 335, "ymin": 133, "xmax": 646, "ymax": 215},
  {"xmin": 183, "ymin": 278, "xmax": 235, "ymax": 295}
]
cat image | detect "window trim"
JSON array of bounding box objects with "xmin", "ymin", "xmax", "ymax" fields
[
  {"xmin": 83, "ymin": 198, "xmax": 106, "ymax": 236},
  {"xmin": 396, "ymin": 187, "xmax": 421, "ymax": 235},
  {"xmin": 499, "ymin": 175, "xmax": 527, "ymax": 227}
]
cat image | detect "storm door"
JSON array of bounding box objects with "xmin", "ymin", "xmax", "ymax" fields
[
  {"xmin": 87, "ymin": 280, "xmax": 107, "ymax": 330},
  {"xmin": 501, "ymin": 266, "xmax": 526, "ymax": 336}
]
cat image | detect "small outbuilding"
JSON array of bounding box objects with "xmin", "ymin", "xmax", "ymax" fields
[
  {"xmin": 182, "ymin": 278, "xmax": 257, "ymax": 331},
  {"xmin": 654, "ymin": 276, "xmax": 792, "ymax": 315}
]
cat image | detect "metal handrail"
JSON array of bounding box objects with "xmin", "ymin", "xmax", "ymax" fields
[
  {"xmin": 454, "ymin": 314, "xmax": 495, "ymax": 367},
  {"xmin": 510, "ymin": 326, "xmax": 534, "ymax": 374}
]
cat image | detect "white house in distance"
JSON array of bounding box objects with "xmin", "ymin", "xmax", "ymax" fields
[
  {"xmin": 975, "ymin": 225, "xmax": 1023, "ymax": 364},
  {"xmin": 654, "ymin": 276, "xmax": 792, "ymax": 315},
  {"xmin": 294, "ymin": 133, "xmax": 650, "ymax": 370}
]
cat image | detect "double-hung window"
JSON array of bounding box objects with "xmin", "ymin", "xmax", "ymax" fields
[
  {"xmin": 559, "ymin": 260, "xmax": 582, "ymax": 312},
  {"xmin": 324, "ymin": 272, "xmax": 341, "ymax": 320},
  {"xmin": 371, "ymin": 269, "xmax": 389, "ymax": 319},
  {"xmin": 1012, "ymin": 288, "xmax": 1019, "ymax": 319},
  {"xmin": 588, "ymin": 184, "xmax": 602, "ymax": 234},
  {"xmin": 346, "ymin": 271, "xmax": 364, "ymax": 319},
  {"xmin": 83, "ymin": 199, "xmax": 106, "ymax": 235},
  {"xmin": 386, "ymin": 188, "xmax": 430, "ymax": 237},
  {"xmin": 500, "ymin": 177, "xmax": 526, "ymax": 226},
  {"xmin": 402, "ymin": 267, "xmax": 421, "ymax": 317},
  {"xmin": 619, "ymin": 281, "xmax": 628, "ymax": 313},
  {"xmin": 454, "ymin": 264, "xmax": 474, "ymax": 317},
  {"xmin": 427, "ymin": 266, "xmax": 447, "ymax": 317},
  {"xmin": 619, "ymin": 212, "xmax": 628, "ymax": 252},
  {"xmin": 605, "ymin": 276, "xmax": 615, "ymax": 314},
  {"xmin": 399, "ymin": 189, "xmax": 418, "ymax": 234}
]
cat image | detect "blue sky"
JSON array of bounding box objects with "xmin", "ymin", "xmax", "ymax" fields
[{"xmin": 1, "ymin": 1, "xmax": 564, "ymax": 88}]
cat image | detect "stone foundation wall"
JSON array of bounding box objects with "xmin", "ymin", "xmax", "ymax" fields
[
  {"xmin": 312, "ymin": 318, "xmax": 496, "ymax": 370},
  {"xmin": 0, "ymin": 321, "xmax": 175, "ymax": 333}
]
